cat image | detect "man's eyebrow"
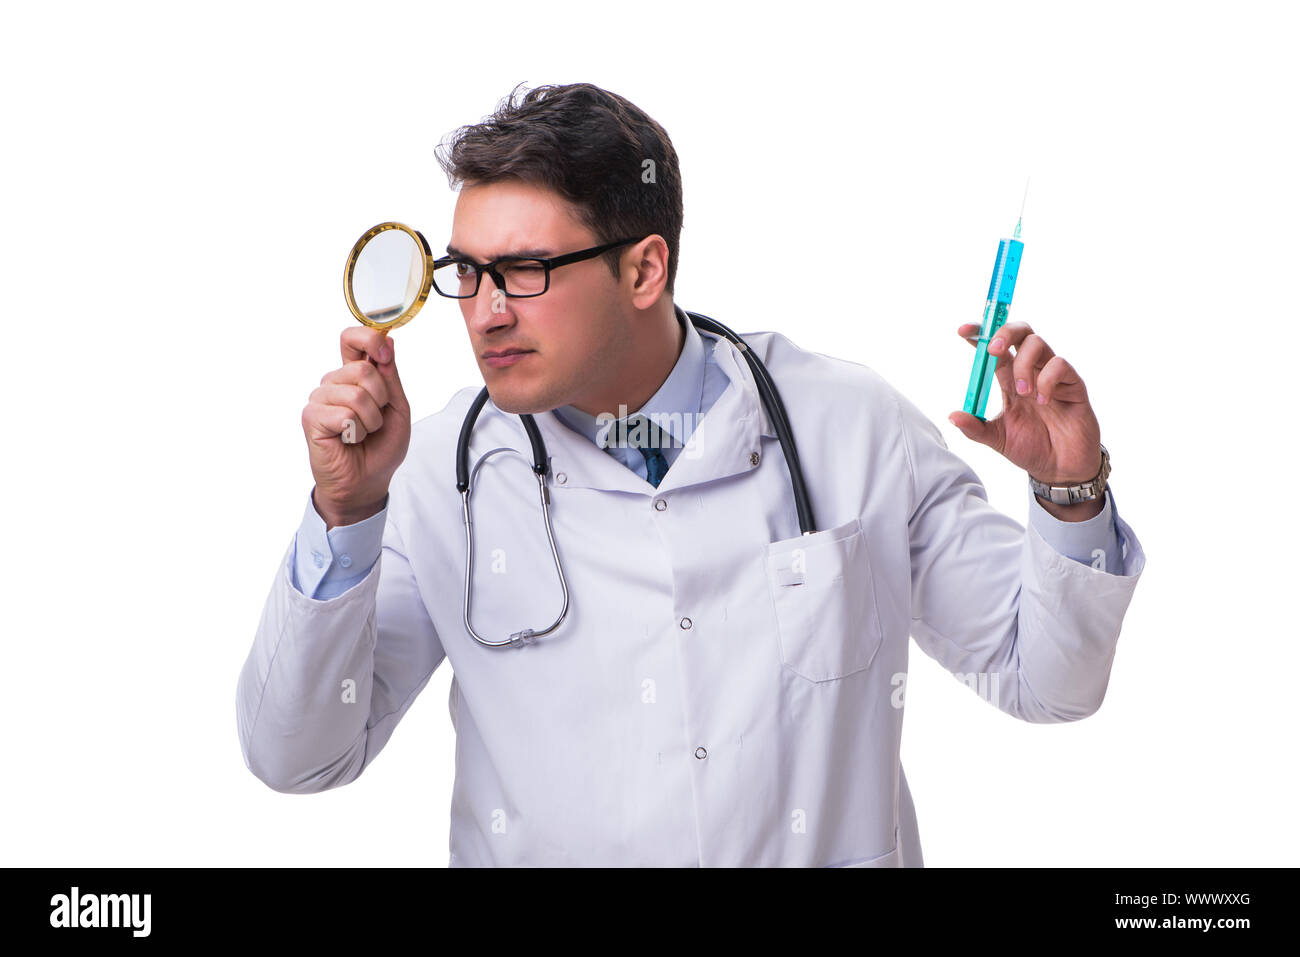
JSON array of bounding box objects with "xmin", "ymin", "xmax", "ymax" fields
[{"xmin": 445, "ymin": 244, "xmax": 555, "ymax": 261}]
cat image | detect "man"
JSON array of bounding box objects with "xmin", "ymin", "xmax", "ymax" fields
[{"xmin": 236, "ymin": 82, "xmax": 1145, "ymax": 866}]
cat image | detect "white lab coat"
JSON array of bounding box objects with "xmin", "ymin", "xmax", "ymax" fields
[{"xmin": 237, "ymin": 327, "xmax": 1146, "ymax": 866}]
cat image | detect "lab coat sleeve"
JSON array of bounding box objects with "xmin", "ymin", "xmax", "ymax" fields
[
  {"xmin": 236, "ymin": 485, "xmax": 446, "ymax": 792},
  {"xmin": 895, "ymin": 389, "xmax": 1146, "ymax": 723},
  {"xmin": 1025, "ymin": 483, "xmax": 1124, "ymax": 571}
]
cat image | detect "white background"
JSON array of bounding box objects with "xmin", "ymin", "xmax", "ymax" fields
[{"xmin": 2, "ymin": 0, "xmax": 1295, "ymax": 867}]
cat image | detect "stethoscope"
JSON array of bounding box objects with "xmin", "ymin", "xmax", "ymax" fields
[
  {"xmin": 456, "ymin": 306, "xmax": 818, "ymax": 648},
  {"xmin": 337, "ymin": 223, "xmax": 817, "ymax": 649}
]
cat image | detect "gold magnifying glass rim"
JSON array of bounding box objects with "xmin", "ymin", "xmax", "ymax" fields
[{"xmin": 343, "ymin": 221, "xmax": 434, "ymax": 332}]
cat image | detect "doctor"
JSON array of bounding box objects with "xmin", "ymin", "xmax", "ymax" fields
[{"xmin": 236, "ymin": 82, "xmax": 1145, "ymax": 866}]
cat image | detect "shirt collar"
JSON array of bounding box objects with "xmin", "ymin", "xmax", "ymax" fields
[{"xmin": 552, "ymin": 304, "xmax": 706, "ymax": 449}]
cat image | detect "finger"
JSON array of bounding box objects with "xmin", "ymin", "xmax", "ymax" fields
[
  {"xmin": 323, "ymin": 359, "xmax": 391, "ymax": 411},
  {"xmin": 959, "ymin": 322, "xmax": 1014, "ymax": 406},
  {"xmin": 310, "ymin": 382, "xmax": 384, "ymax": 434},
  {"xmin": 993, "ymin": 346, "xmax": 1015, "ymax": 402},
  {"xmin": 987, "ymin": 321, "xmax": 1034, "ymax": 358},
  {"xmin": 341, "ymin": 326, "xmax": 392, "ymax": 366},
  {"xmin": 986, "ymin": 321, "xmax": 1032, "ymax": 401},
  {"xmin": 1035, "ymin": 355, "xmax": 1087, "ymax": 406},
  {"xmin": 1011, "ymin": 333, "xmax": 1054, "ymax": 399},
  {"xmin": 370, "ymin": 335, "xmax": 410, "ymax": 418},
  {"xmin": 304, "ymin": 402, "xmax": 370, "ymax": 444}
]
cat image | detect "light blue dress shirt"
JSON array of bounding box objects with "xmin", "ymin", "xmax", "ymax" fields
[{"xmin": 292, "ymin": 310, "xmax": 1125, "ymax": 600}]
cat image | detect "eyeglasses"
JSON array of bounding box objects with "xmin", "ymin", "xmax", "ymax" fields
[{"xmin": 431, "ymin": 237, "xmax": 643, "ymax": 299}]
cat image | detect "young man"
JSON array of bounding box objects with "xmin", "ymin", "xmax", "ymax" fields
[{"xmin": 236, "ymin": 82, "xmax": 1146, "ymax": 866}]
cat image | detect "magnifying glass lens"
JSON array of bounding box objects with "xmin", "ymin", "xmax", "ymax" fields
[{"xmin": 351, "ymin": 228, "xmax": 425, "ymax": 323}]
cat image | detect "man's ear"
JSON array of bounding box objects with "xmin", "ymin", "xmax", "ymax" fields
[{"xmin": 627, "ymin": 235, "xmax": 670, "ymax": 308}]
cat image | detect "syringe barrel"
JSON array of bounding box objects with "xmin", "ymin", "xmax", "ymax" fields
[
  {"xmin": 986, "ymin": 237, "xmax": 1024, "ymax": 309},
  {"xmin": 964, "ymin": 238, "xmax": 1026, "ymax": 419},
  {"xmin": 975, "ymin": 237, "xmax": 1024, "ymax": 338}
]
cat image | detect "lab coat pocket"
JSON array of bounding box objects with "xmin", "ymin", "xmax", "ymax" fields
[
  {"xmin": 830, "ymin": 829, "xmax": 901, "ymax": 867},
  {"xmin": 765, "ymin": 516, "xmax": 884, "ymax": 683}
]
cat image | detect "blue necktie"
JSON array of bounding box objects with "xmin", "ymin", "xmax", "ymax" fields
[{"xmin": 615, "ymin": 415, "xmax": 670, "ymax": 487}]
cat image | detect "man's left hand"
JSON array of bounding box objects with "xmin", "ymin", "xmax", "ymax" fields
[{"xmin": 948, "ymin": 322, "xmax": 1104, "ymax": 498}]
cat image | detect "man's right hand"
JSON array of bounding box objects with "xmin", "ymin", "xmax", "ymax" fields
[{"xmin": 302, "ymin": 327, "xmax": 412, "ymax": 529}]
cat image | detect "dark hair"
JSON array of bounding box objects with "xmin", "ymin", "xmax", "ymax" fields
[{"xmin": 435, "ymin": 82, "xmax": 683, "ymax": 295}]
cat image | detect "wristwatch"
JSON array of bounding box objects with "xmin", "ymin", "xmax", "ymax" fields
[{"xmin": 1029, "ymin": 444, "xmax": 1110, "ymax": 505}]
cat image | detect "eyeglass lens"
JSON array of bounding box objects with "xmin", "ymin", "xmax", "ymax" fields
[{"xmin": 433, "ymin": 260, "xmax": 548, "ymax": 298}]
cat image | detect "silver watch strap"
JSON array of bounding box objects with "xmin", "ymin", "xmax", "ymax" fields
[{"xmin": 1029, "ymin": 444, "xmax": 1110, "ymax": 505}]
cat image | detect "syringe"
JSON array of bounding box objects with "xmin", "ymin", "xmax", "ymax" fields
[{"xmin": 963, "ymin": 182, "xmax": 1028, "ymax": 420}]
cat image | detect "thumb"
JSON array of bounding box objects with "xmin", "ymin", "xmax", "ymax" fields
[
  {"xmin": 948, "ymin": 410, "xmax": 1000, "ymax": 449},
  {"xmin": 374, "ymin": 339, "xmax": 411, "ymax": 416}
]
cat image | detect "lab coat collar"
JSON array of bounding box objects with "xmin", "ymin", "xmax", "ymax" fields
[{"xmin": 530, "ymin": 316, "xmax": 778, "ymax": 495}]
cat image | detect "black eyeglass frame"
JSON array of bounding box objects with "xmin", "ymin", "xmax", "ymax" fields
[{"xmin": 431, "ymin": 237, "xmax": 644, "ymax": 299}]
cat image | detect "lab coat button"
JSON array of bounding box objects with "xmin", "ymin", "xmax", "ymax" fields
[
  {"xmin": 312, "ymin": 551, "xmax": 325, "ymax": 568},
  {"xmin": 339, "ymin": 554, "xmax": 352, "ymax": 568},
  {"xmin": 695, "ymin": 747, "xmax": 707, "ymax": 759},
  {"xmin": 679, "ymin": 617, "xmax": 693, "ymax": 630},
  {"xmin": 749, "ymin": 451, "xmax": 760, "ymax": 466},
  {"xmin": 556, "ymin": 472, "xmax": 567, "ymax": 485},
  {"xmin": 654, "ymin": 498, "xmax": 667, "ymax": 511}
]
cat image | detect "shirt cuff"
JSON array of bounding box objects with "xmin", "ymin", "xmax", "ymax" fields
[
  {"xmin": 1026, "ymin": 483, "xmax": 1124, "ymax": 574},
  {"xmin": 291, "ymin": 488, "xmax": 388, "ymax": 599}
]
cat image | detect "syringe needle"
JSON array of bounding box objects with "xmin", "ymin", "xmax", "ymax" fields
[{"xmin": 1014, "ymin": 176, "xmax": 1030, "ymax": 239}]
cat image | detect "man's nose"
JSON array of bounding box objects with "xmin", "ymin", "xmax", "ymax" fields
[{"xmin": 466, "ymin": 270, "xmax": 513, "ymax": 332}]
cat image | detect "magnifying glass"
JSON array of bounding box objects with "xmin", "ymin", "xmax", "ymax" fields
[{"xmin": 342, "ymin": 221, "xmax": 435, "ymax": 337}]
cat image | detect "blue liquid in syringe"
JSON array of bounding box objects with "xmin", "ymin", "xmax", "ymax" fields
[{"xmin": 963, "ymin": 236, "xmax": 1024, "ymax": 420}]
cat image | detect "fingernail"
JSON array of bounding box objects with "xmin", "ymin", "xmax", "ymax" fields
[
  {"xmin": 379, "ymin": 342, "xmax": 393, "ymax": 362},
  {"xmin": 1036, "ymin": 392, "xmax": 1046, "ymax": 404},
  {"xmin": 991, "ymin": 338, "xmax": 1004, "ymax": 352},
  {"xmin": 1016, "ymin": 379, "xmax": 1028, "ymax": 395}
]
